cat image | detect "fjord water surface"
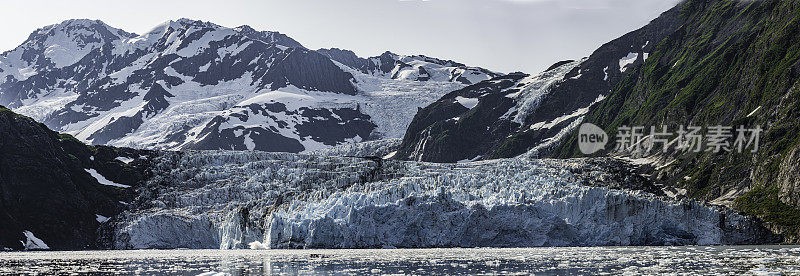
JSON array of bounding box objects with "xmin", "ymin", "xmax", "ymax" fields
[{"xmin": 2, "ymin": 246, "xmax": 799, "ymax": 275}]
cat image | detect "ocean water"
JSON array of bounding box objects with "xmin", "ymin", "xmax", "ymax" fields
[{"xmin": 1, "ymin": 246, "xmax": 799, "ymax": 275}]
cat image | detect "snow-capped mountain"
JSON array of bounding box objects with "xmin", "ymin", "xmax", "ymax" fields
[
  {"xmin": 0, "ymin": 19, "xmax": 491, "ymax": 152},
  {"xmin": 393, "ymin": 3, "xmax": 683, "ymax": 163},
  {"xmin": 318, "ymin": 48, "xmax": 501, "ymax": 85},
  {"xmin": 0, "ymin": 103, "xmax": 779, "ymax": 251}
]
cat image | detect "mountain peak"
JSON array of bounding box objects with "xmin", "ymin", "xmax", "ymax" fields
[
  {"xmin": 174, "ymin": 18, "xmax": 220, "ymax": 28},
  {"xmin": 233, "ymin": 25, "xmax": 256, "ymax": 33},
  {"xmin": 153, "ymin": 18, "xmax": 223, "ymax": 32},
  {"xmin": 38, "ymin": 19, "xmax": 107, "ymax": 31},
  {"xmin": 379, "ymin": 51, "xmax": 398, "ymax": 58},
  {"xmin": 32, "ymin": 19, "xmax": 134, "ymax": 38},
  {"xmin": 0, "ymin": 18, "xmax": 135, "ymax": 69},
  {"xmin": 233, "ymin": 24, "xmax": 303, "ymax": 48}
]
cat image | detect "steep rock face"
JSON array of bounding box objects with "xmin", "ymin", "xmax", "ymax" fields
[
  {"xmin": 263, "ymin": 48, "xmax": 358, "ymax": 95},
  {"xmin": 551, "ymin": 0, "xmax": 800, "ymax": 241},
  {"xmin": 393, "ymin": 3, "xmax": 684, "ymax": 163},
  {"xmin": 0, "ymin": 106, "xmax": 149, "ymax": 250}
]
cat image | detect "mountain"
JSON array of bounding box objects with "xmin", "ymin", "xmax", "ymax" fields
[
  {"xmin": 389, "ymin": 0, "xmax": 800, "ymax": 241},
  {"xmin": 318, "ymin": 48, "xmax": 501, "ymax": 85},
  {"xmin": 547, "ymin": 0, "xmax": 800, "ymax": 241},
  {"xmin": 4, "ymin": 1, "xmax": 796, "ymax": 251},
  {"xmin": 0, "ymin": 105, "xmax": 148, "ymax": 250},
  {"xmin": 0, "ymin": 19, "xmax": 492, "ymax": 152},
  {"xmin": 392, "ymin": 3, "xmax": 683, "ymax": 163},
  {"xmin": 0, "ymin": 86, "xmax": 776, "ymax": 251}
]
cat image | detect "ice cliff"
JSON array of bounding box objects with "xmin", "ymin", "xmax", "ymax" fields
[{"xmin": 105, "ymin": 151, "xmax": 771, "ymax": 249}]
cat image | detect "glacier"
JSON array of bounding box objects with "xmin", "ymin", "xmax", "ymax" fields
[
  {"xmin": 308, "ymin": 138, "xmax": 401, "ymax": 158},
  {"xmin": 104, "ymin": 150, "xmax": 770, "ymax": 250}
]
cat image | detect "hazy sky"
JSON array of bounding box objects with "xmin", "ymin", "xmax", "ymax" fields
[{"xmin": 0, "ymin": 0, "xmax": 680, "ymax": 74}]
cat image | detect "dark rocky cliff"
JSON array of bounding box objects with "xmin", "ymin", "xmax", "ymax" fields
[{"xmin": 0, "ymin": 106, "xmax": 150, "ymax": 250}]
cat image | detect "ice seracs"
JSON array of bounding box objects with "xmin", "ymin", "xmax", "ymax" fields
[{"xmin": 106, "ymin": 151, "xmax": 771, "ymax": 250}]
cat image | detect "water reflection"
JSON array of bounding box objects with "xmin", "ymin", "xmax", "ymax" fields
[{"xmin": 1, "ymin": 246, "xmax": 799, "ymax": 275}]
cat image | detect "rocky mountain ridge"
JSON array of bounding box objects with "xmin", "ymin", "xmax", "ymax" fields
[
  {"xmin": 392, "ymin": 1, "xmax": 684, "ymax": 162},
  {"xmin": 0, "ymin": 18, "xmax": 496, "ymax": 153}
]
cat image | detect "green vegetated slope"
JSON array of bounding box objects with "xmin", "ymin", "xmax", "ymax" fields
[{"xmin": 552, "ymin": 0, "xmax": 800, "ymax": 241}]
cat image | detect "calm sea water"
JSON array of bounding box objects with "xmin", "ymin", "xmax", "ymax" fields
[{"xmin": 1, "ymin": 246, "xmax": 799, "ymax": 275}]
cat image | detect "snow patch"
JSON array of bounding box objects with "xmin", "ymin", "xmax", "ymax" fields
[
  {"xmin": 455, "ymin": 96, "xmax": 479, "ymax": 109},
  {"xmin": 115, "ymin": 157, "xmax": 135, "ymax": 164},
  {"xmin": 619, "ymin": 52, "xmax": 639, "ymax": 72},
  {"xmin": 85, "ymin": 169, "xmax": 131, "ymax": 188},
  {"xmin": 510, "ymin": 60, "xmax": 583, "ymax": 125},
  {"xmin": 747, "ymin": 106, "xmax": 762, "ymax": 117}
]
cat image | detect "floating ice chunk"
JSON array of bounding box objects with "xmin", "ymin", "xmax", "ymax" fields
[
  {"xmin": 749, "ymin": 265, "xmax": 781, "ymax": 276},
  {"xmin": 196, "ymin": 272, "xmax": 231, "ymax": 276},
  {"xmin": 248, "ymin": 241, "xmax": 268, "ymax": 250},
  {"xmin": 760, "ymin": 258, "xmax": 778, "ymax": 263},
  {"xmin": 85, "ymin": 169, "xmax": 131, "ymax": 188}
]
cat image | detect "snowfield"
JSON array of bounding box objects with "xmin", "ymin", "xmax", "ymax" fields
[{"xmin": 106, "ymin": 151, "xmax": 769, "ymax": 250}]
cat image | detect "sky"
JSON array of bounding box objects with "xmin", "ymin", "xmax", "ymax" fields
[{"xmin": 0, "ymin": 0, "xmax": 680, "ymax": 74}]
